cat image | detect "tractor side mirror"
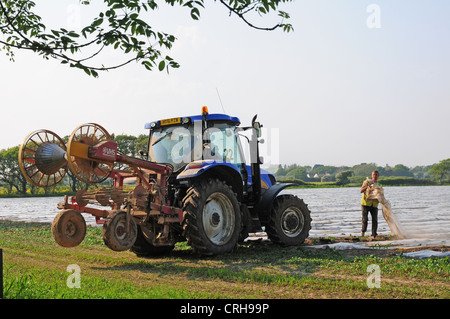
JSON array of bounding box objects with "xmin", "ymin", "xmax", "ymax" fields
[{"xmin": 251, "ymin": 114, "xmax": 262, "ymax": 138}]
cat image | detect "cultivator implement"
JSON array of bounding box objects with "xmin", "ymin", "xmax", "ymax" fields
[{"xmin": 19, "ymin": 123, "xmax": 182, "ymax": 251}]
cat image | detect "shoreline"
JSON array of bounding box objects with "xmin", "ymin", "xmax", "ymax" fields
[
  {"xmin": 2, "ymin": 184, "xmax": 450, "ymax": 199},
  {"xmin": 0, "ymin": 192, "xmax": 76, "ymax": 199},
  {"xmin": 2, "ymin": 219, "xmax": 448, "ymax": 254}
]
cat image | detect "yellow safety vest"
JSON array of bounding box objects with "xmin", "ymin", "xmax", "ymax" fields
[{"xmin": 361, "ymin": 184, "xmax": 379, "ymax": 207}]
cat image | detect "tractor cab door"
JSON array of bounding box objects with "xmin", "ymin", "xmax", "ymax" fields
[
  {"xmin": 206, "ymin": 123, "xmax": 244, "ymax": 166},
  {"xmin": 205, "ymin": 122, "xmax": 248, "ymax": 182}
]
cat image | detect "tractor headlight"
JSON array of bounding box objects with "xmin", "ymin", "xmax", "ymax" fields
[{"xmin": 144, "ymin": 122, "xmax": 157, "ymax": 129}]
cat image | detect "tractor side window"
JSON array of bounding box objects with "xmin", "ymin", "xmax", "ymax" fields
[{"xmin": 207, "ymin": 127, "xmax": 242, "ymax": 164}]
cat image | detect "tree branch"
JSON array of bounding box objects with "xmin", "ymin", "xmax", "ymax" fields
[
  {"xmin": 218, "ymin": 0, "xmax": 280, "ymax": 31},
  {"xmin": 0, "ymin": 0, "xmax": 292, "ymax": 76}
]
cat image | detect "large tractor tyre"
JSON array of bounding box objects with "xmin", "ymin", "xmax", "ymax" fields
[
  {"xmin": 182, "ymin": 178, "xmax": 242, "ymax": 256},
  {"xmin": 103, "ymin": 211, "xmax": 137, "ymax": 251},
  {"xmin": 265, "ymin": 194, "xmax": 311, "ymax": 246},
  {"xmin": 131, "ymin": 225, "xmax": 174, "ymax": 257},
  {"xmin": 238, "ymin": 204, "xmax": 251, "ymax": 243},
  {"xmin": 52, "ymin": 209, "xmax": 86, "ymax": 248}
]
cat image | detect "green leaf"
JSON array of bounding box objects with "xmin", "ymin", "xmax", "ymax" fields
[
  {"xmin": 92, "ymin": 18, "xmax": 103, "ymax": 27},
  {"xmin": 142, "ymin": 61, "xmax": 153, "ymax": 70},
  {"xmin": 158, "ymin": 60, "xmax": 165, "ymax": 71},
  {"xmin": 190, "ymin": 7, "xmax": 200, "ymax": 20},
  {"xmin": 67, "ymin": 31, "xmax": 80, "ymax": 38}
]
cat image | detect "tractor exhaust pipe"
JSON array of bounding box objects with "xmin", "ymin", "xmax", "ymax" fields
[{"xmin": 250, "ymin": 115, "xmax": 263, "ymax": 205}]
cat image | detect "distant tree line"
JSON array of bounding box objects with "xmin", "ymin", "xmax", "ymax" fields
[{"xmin": 274, "ymin": 160, "xmax": 450, "ymax": 186}]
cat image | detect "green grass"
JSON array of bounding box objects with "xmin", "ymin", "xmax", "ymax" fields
[
  {"xmin": 4, "ymin": 265, "xmax": 212, "ymax": 299},
  {"xmin": 1, "ymin": 221, "xmax": 448, "ymax": 299}
]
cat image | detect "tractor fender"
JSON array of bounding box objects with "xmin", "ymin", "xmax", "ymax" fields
[
  {"xmin": 177, "ymin": 160, "xmax": 244, "ymax": 200},
  {"xmin": 253, "ymin": 183, "xmax": 297, "ymax": 222}
]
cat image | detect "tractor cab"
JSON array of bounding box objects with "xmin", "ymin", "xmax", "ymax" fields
[{"xmin": 145, "ymin": 108, "xmax": 244, "ymax": 172}]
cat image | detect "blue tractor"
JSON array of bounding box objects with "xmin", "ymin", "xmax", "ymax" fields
[{"xmin": 138, "ymin": 107, "xmax": 312, "ymax": 255}]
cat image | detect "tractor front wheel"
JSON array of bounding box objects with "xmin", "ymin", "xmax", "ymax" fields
[
  {"xmin": 182, "ymin": 178, "xmax": 241, "ymax": 255},
  {"xmin": 266, "ymin": 194, "xmax": 311, "ymax": 246}
]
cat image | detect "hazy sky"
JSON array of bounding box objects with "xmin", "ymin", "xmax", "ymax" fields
[{"xmin": 1, "ymin": 0, "xmax": 449, "ymax": 168}]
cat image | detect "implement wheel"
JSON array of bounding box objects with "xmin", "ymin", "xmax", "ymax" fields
[
  {"xmin": 182, "ymin": 178, "xmax": 241, "ymax": 256},
  {"xmin": 52, "ymin": 209, "xmax": 86, "ymax": 247},
  {"xmin": 266, "ymin": 194, "xmax": 311, "ymax": 246},
  {"xmin": 103, "ymin": 211, "xmax": 137, "ymax": 251}
]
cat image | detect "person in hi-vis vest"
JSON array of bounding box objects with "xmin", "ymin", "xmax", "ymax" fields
[{"xmin": 360, "ymin": 170, "xmax": 380, "ymax": 237}]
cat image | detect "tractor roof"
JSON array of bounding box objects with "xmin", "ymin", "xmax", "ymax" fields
[
  {"xmin": 145, "ymin": 113, "xmax": 241, "ymax": 129},
  {"xmin": 188, "ymin": 113, "xmax": 240, "ymax": 123}
]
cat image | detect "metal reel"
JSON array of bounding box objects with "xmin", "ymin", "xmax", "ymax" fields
[
  {"xmin": 66, "ymin": 123, "xmax": 114, "ymax": 184},
  {"xmin": 18, "ymin": 129, "xmax": 67, "ymax": 187}
]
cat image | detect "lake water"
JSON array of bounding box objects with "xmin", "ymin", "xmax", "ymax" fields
[
  {"xmin": 284, "ymin": 186, "xmax": 450, "ymax": 248},
  {"xmin": 1, "ymin": 186, "xmax": 449, "ymax": 248}
]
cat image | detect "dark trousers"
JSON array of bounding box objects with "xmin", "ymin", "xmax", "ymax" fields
[{"xmin": 361, "ymin": 205, "xmax": 378, "ymax": 236}]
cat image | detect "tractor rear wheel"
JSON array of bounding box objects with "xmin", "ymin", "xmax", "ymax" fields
[
  {"xmin": 103, "ymin": 211, "xmax": 137, "ymax": 251},
  {"xmin": 52, "ymin": 209, "xmax": 86, "ymax": 248},
  {"xmin": 182, "ymin": 178, "xmax": 241, "ymax": 255},
  {"xmin": 266, "ymin": 194, "xmax": 311, "ymax": 246}
]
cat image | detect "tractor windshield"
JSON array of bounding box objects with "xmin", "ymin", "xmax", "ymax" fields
[
  {"xmin": 148, "ymin": 122, "xmax": 244, "ymax": 171},
  {"xmin": 148, "ymin": 125, "xmax": 195, "ymax": 171}
]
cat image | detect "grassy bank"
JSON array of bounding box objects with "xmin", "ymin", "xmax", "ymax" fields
[{"xmin": 0, "ymin": 221, "xmax": 448, "ymax": 299}]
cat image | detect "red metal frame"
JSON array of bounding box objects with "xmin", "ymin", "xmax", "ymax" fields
[{"xmin": 60, "ymin": 141, "xmax": 183, "ymax": 224}]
